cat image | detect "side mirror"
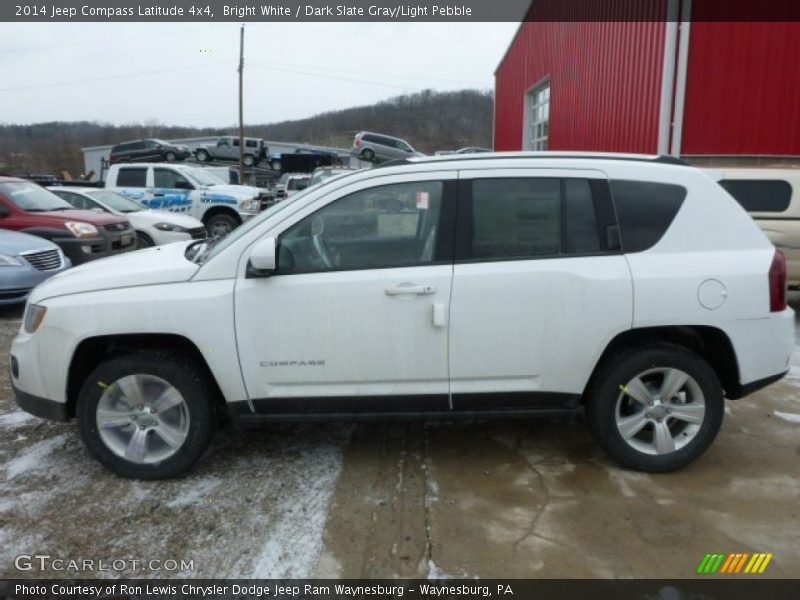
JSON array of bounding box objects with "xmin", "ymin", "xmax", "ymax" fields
[
  {"xmin": 247, "ymin": 237, "xmax": 276, "ymax": 277},
  {"xmin": 174, "ymin": 180, "xmax": 193, "ymax": 190}
]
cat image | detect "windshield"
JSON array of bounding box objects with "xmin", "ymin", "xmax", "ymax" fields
[
  {"xmin": 88, "ymin": 190, "xmax": 145, "ymax": 212},
  {"xmin": 309, "ymin": 169, "xmax": 348, "ymax": 187},
  {"xmin": 0, "ymin": 182, "xmax": 74, "ymax": 211},
  {"xmin": 189, "ymin": 187, "xmax": 312, "ymax": 265},
  {"xmin": 183, "ymin": 167, "xmax": 228, "ymax": 187}
]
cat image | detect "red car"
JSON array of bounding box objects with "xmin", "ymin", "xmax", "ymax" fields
[{"xmin": 0, "ymin": 177, "xmax": 136, "ymax": 264}]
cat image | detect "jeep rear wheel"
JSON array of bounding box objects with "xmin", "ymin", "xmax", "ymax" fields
[
  {"xmin": 196, "ymin": 149, "xmax": 209, "ymax": 162},
  {"xmin": 586, "ymin": 344, "xmax": 724, "ymax": 472},
  {"xmin": 76, "ymin": 353, "xmax": 215, "ymax": 479}
]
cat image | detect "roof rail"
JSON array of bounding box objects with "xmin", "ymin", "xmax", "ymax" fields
[{"xmin": 372, "ymin": 153, "xmax": 691, "ymax": 169}]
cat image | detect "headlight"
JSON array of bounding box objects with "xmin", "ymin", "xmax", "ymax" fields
[
  {"xmin": 23, "ymin": 304, "xmax": 47, "ymax": 334},
  {"xmin": 154, "ymin": 222, "xmax": 188, "ymax": 232},
  {"xmin": 0, "ymin": 254, "xmax": 22, "ymax": 267},
  {"xmin": 239, "ymin": 199, "xmax": 258, "ymax": 211},
  {"xmin": 64, "ymin": 221, "xmax": 99, "ymax": 238}
]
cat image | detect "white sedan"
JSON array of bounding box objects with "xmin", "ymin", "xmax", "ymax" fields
[{"xmin": 49, "ymin": 187, "xmax": 206, "ymax": 248}]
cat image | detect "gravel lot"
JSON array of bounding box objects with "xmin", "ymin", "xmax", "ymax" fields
[{"xmin": 1, "ymin": 301, "xmax": 799, "ymax": 579}]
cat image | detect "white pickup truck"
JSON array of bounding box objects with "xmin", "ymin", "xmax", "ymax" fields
[{"xmin": 105, "ymin": 163, "xmax": 265, "ymax": 239}]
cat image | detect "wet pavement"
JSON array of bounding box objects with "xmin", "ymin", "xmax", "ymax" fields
[{"xmin": 1, "ymin": 303, "xmax": 798, "ymax": 579}]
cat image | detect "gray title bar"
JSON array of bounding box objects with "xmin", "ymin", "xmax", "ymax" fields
[{"xmin": 4, "ymin": 0, "xmax": 533, "ymax": 22}]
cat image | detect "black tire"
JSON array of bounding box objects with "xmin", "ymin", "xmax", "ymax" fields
[
  {"xmin": 586, "ymin": 343, "xmax": 724, "ymax": 472},
  {"xmin": 165, "ymin": 151, "xmax": 176, "ymax": 162},
  {"xmin": 361, "ymin": 148, "xmax": 375, "ymax": 162},
  {"xmin": 243, "ymin": 154, "xmax": 255, "ymax": 167},
  {"xmin": 196, "ymin": 149, "xmax": 209, "ymax": 162},
  {"xmin": 271, "ymin": 160, "xmax": 281, "ymax": 171},
  {"xmin": 135, "ymin": 231, "xmax": 155, "ymax": 249},
  {"xmin": 205, "ymin": 213, "xmax": 239, "ymax": 241},
  {"xmin": 76, "ymin": 352, "xmax": 216, "ymax": 479}
]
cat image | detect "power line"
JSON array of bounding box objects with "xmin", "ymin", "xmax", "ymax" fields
[
  {"xmin": 247, "ymin": 59, "xmax": 484, "ymax": 87},
  {"xmin": 0, "ymin": 61, "xmax": 233, "ymax": 93},
  {"xmin": 249, "ymin": 62, "xmax": 454, "ymax": 92}
]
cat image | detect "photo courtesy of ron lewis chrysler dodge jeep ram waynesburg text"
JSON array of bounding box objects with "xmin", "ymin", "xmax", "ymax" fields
[{"xmin": 10, "ymin": 153, "xmax": 794, "ymax": 479}]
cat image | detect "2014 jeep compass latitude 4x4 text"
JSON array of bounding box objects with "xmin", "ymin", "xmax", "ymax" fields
[{"xmin": 11, "ymin": 153, "xmax": 794, "ymax": 479}]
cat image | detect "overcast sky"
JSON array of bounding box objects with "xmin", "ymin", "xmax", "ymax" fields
[{"xmin": 0, "ymin": 22, "xmax": 518, "ymax": 127}]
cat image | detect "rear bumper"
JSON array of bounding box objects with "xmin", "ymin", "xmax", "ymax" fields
[
  {"xmin": 729, "ymin": 370, "xmax": 788, "ymax": 399},
  {"xmin": 724, "ymin": 307, "xmax": 795, "ymax": 395},
  {"xmin": 12, "ymin": 380, "xmax": 68, "ymax": 421}
]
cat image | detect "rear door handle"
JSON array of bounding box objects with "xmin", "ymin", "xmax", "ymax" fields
[{"xmin": 385, "ymin": 283, "xmax": 436, "ymax": 296}]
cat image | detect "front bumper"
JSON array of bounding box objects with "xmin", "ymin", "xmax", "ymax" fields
[
  {"xmin": 149, "ymin": 227, "xmax": 205, "ymax": 246},
  {"xmin": 0, "ymin": 260, "xmax": 72, "ymax": 305},
  {"xmin": 12, "ymin": 380, "xmax": 68, "ymax": 421},
  {"xmin": 54, "ymin": 227, "xmax": 136, "ymax": 264}
]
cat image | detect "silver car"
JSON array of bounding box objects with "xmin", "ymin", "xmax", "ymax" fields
[
  {"xmin": 351, "ymin": 131, "xmax": 423, "ymax": 163},
  {"xmin": 0, "ymin": 229, "xmax": 71, "ymax": 305}
]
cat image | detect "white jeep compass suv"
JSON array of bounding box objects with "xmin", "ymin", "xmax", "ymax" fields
[{"xmin": 11, "ymin": 153, "xmax": 794, "ymax": 479}]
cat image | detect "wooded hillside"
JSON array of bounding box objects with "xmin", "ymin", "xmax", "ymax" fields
[{"xmin": 0, "ymin": 89, "xmax": 493, "ymax": 176}]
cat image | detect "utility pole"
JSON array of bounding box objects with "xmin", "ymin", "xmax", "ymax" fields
[{"xmin": 238, "ymin": 24, "xmax": 245, "ymax": 182}]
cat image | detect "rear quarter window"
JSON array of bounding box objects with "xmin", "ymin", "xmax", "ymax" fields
[
  {"xmin": 116, "ymin": 167, "xmax": 148, "ymax": 188},
  {"xmin": 610, "ymin": 180, "xmax": 687, "ymax": 253},
  {"xmin": 719, "ymin": 179, "xmax": 792, "ymax": 213}
]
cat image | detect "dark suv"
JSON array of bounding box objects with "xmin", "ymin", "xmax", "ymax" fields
[
  {"xmin": 109, "ymin": 139, "xmax": 192, "ymax": 164},
  {"xmin": 0, "ymin": 178, "xmax": 136, "ymax": 264}
]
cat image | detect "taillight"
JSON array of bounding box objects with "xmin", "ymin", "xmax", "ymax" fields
[
  {"xmin": 354, "ymin": 137, "xmax": 360, "ymax": 146},
  {"xmin": 769, "ymin": 249, "xmax": 787, "ymax": 312}
]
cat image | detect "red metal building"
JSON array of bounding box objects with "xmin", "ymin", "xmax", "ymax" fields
[{"xmin": 494, "ymin": 0, "xmax": 800, "ymax": 160}]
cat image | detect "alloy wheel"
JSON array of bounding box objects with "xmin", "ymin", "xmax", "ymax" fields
[
  {"xmin": 614, "ymin": 367, "xmax": 706, "ymax": 456},
  {"xmin": 96, "ymin": 374, "xmax": 190, "ymax": 464}
]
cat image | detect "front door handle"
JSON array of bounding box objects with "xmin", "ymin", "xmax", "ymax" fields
[{"xmin": 385, "ymin": 283, "xmax": 436, "ymax": 296}]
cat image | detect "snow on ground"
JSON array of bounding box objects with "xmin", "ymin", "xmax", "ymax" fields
[
  {"xmin": 0, "ymin": 419, "xmax": 352, "ymax": 578},
  {"xmin": 246, "ymin": 435, "xmax": 347, "ymax": 578},
  {"xmin": 0, "ymin": 411, "xmax": 39, "ymax": 429},
  {"xmin": 5, "ymin": 433, "xmax": 71, "ymax": 480},
  {"xmin": 774, "ymin": 411, "xmax": 800, "ymax": 424}
]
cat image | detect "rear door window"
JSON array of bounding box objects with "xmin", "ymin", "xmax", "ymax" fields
[
  {"xmin": 609, "ymin": 180, "xmax": 687, "ymax": 253},
  {"xmin": 472, "ymin": 178, "xmax": 561, "ymax": 258},
  {"xmin": 116, "ymin": 167, "xmax": 148, "ymax": 188},
  {"xmin": 719, "ymin": 179, "xmax": 792, "ymax": 213},
  {"xmin": 466, "ymin": 177, "xmax": 605, "ymax": 260}
]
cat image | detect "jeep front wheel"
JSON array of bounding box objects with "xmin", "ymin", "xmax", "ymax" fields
[{"xmin": 76, "ymin": 352, "xmax": 215, "ymax": 479}]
